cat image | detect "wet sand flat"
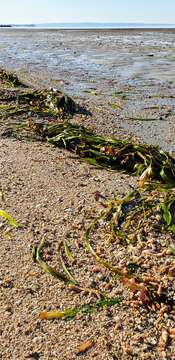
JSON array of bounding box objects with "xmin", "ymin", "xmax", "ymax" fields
[{"xmin": 0, "ymin": 29, "xmax": 175, "ymax": 151}]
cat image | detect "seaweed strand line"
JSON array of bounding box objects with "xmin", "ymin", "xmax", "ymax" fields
[{"xmin": 1, "ymin": 68, "xmax": 175, "ymax": 317}]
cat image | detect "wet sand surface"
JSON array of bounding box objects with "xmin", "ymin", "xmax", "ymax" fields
[
  {"xmin": 0, "ymin": 29, "xmax": 175, "ymax": 151},
  {"xmin": 0, "ymin": 30, "xmax": 175, "ymax": 360}
]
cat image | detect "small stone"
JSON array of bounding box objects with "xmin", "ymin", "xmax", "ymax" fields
[{"xmin": 27, "ymin": 352, "xmax": 40, "ymax": 359}]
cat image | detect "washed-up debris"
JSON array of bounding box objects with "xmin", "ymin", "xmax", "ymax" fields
[
  {"xmin": 81, "ymin": 185, "xmax": 175, "ymax": 307},
  {"xmin": 35, "ymin": 122, "xmax": 175, "ymax": 186},
  {"xmin": 0, "ymin": 68, "xmax": 24, "ymax": 87},
  {"xmin": 0, "ymin": 209, "xmax": 19, "ymax": 227},
  {"xmin": 16, "ymin": 88, "xmax": 77, "ymax": 117},
  {"xmin": 63, "ymin": 240, "xmax": 74, "ymax": 262},
  {"xmin": 75, "ymin": 339, "xmax": 94, "ymax": 355},
  {"xmin": 1, "ymin": 68, "xmax": 175, "ymax": 320},
  {"xmin": 13, "ymin": 95, "xmax": 175, "ymax": 313},
  {"xmin": 3, "ymin": 116, "xmax": 175, "ymax": 185},
  {"xmin": 33, "ymin": 238, "xmax": 102, "ymax": 298},
  {"xmin": 34, "ymin": 185, "xmax": 175, "ymax": 314},
  {"xmin": 33, "ymin": 238, "xmax": 75, "ymax": 285},
  {"xmin": 0, "ymin": 68, "xmax": 78, "ymax": 120},
  {"xmin": 39, "ymin": 297, "xmax": 120, "ymax": 320},
  {"xmin": 0, "ymin": 88, "xmax": 77, "ymax": 119},
  {"xmin": 84, "ymin": 186, "xmax": 175, "ymax": 246},
  {"xmin": 58, "ymin": 241, "xmax": 79, "ymax": 285},
  {"xmin": 1, "ymin": 68, "xmax": 175, "ymax": 188}
]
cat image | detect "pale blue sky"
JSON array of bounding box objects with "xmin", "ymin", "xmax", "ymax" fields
[{"xmin": 0, "ymin": 0, "xmax": 175, "ymax": 24}]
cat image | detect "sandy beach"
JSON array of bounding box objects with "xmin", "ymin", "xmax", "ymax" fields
[{"xmin": 0, "ymin": 29, "xmax": 175, "ymax": 359}]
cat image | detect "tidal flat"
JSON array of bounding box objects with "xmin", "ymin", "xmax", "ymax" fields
[{"xmin": 0, "ymin": 29, "xmax": 175, "ymax": 151}]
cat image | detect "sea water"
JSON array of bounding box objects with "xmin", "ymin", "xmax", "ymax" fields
[{"xmin": 12, "ymin": 22, "xmax": 175, "ymax": 29}]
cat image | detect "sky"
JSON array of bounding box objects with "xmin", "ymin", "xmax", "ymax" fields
[{"xmin": 0, "ymin": 0, "xmax": 175, "ymax": 25}]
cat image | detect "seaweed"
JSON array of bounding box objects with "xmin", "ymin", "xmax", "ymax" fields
[
  {"xmin": 28, "ymin": 123, "xmax": 175, "ymax": 310},
  {"xmin": 39, "ymin": 122, "xmax": 175, "ymax": 186},
  {"xmin": 0, "ymin": 209, "xmax": 19, "ymax": 227},
  {"xmin": 33, "ymin": 239, "xmax": 103, "ymax": 298},
  {"xmin": 161, "ymin": 194, "xmax": 175, "ymax": 232},
  {"xmin": 58, "ymin": 241, "xmax": 79, "ymax": 285},
  {"xmin": 33, "ymin": 239, "xmax": 72, "ymax": 284},
  {"xmin": 111, "ymin": 91, "xmax": 129, "ymax": 100},
  {"xmin": 102, "ymin": 187, "xmax": 174, "ymax": 237},
  {"xmin": 39, "ymin": 297, "xmax": 120, "ymax": 320},
  {"xmin": 83, "ymin": 202, "xmax": 125, "ymax": 277},
  {"xmin": 63, "ymin": 240, "xmax": 74, "ymax": 262},
  {"xmin": 0, "ymin": 89, "xmax": 77, "ymax": 120},
  {"xmin": 16, "ymin": 89, "xmax": 77, "ymax": 118},
  {"xmin": 1, "ymin": 69, "xmax": 175, "ymax": 188},
  {"xmin": 0, "ymin": 68, "xmax": 25, "ymax": 87},
  {"xmin": 2, "ymin": 68, "xmax": 175, "ymax": 315},
  {"xmin": 0, "ymin": 68, "xmax": 78, "ymax": 121}
]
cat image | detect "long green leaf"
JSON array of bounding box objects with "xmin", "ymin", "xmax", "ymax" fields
[
  {"xmin": 63, "ymin": 240, "xmax": 74, "ymax": 261},
  {"xmin": 0, "ymin": 209, "xmax": 19, "ymax": 227},
  {"xmin": 59, "ymin": 244, "xmax": 79, "ymax": 285},
  {"xmin": 83, "ymin": 206, "xmax": 124, "ymax": 277},
  {"xmin": 161, "ymin": 203, "xmax": 172, "ymax": 226},
  {"xmin": 40, "ymin": 297, "xmax": 121, "ymax": 320},
  {"xmin": 33, "ymin": 239, "xmax": 71, "ymax": 284}
]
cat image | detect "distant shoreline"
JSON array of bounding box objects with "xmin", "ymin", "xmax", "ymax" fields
[
  {"xmin": 0, "ymin": 22, "xmax": 175, "ymax": 30},
  {"xmin": 0, "ymin": 25, "xmax": 12, "ymax": 28},
  {"xmin": 0, "ymin": 24, "xmax": 34, "ymax": 28}
]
